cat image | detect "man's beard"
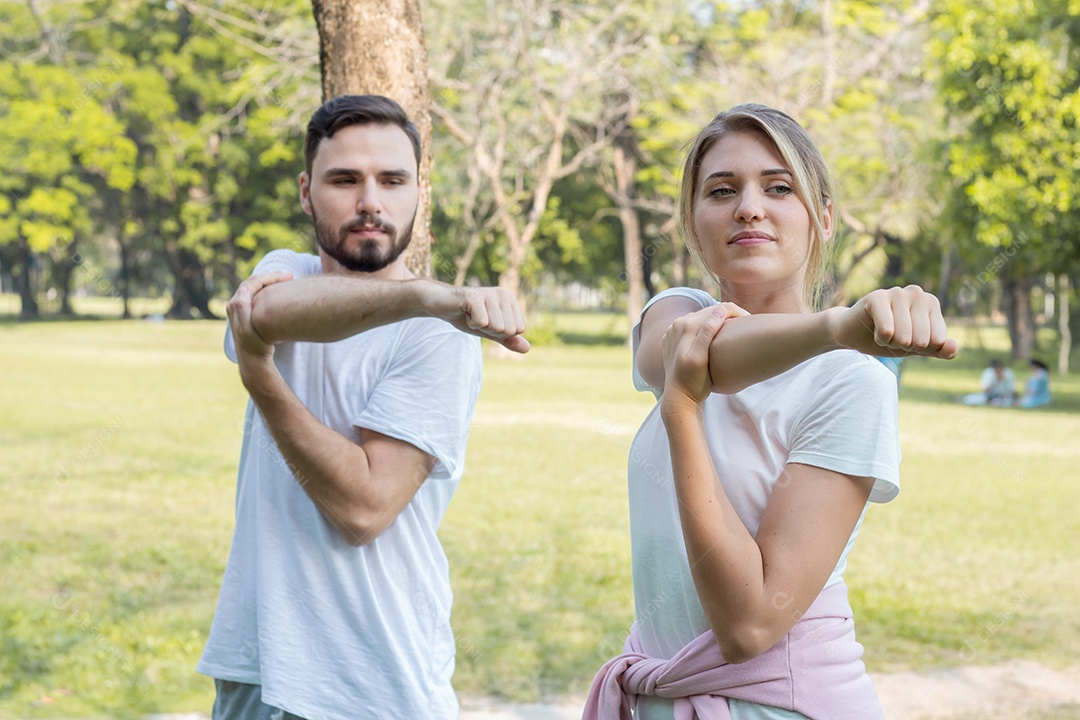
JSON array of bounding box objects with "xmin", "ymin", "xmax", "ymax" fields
[{"xmin": 313, "ymin": 209, "xmax": 414, "ymax": 273}]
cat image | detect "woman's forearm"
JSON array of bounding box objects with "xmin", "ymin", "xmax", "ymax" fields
[
  {"xmin": 661, "ymin": 403, "xmax": 771, "ymax": 662},
  {"xmin": 707, "ymin": 310, "xmax": 839, "ymax": 394}
]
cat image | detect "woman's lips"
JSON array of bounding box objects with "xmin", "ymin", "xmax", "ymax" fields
[{"xmin": 729, "ymin": 233, "xmax": 774, "ymax": 247}]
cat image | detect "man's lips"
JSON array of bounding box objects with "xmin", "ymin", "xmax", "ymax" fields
[{"xmin": 347, "ymin": 226, "xmax": 388, "ymax": 238}]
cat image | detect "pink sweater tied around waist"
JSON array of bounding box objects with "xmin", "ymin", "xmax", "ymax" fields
[{"xmin": 581, "ymin": 582, "xmax": 883, "ymax": 720}]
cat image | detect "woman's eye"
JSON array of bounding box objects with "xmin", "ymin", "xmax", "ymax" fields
[
  {"xmin": 769, "ymin": 184, "xmax": 794, "ymax": 195},
  {"xmin": 708, "ymin": 186, "xmax": 735, "ymax": 197}
]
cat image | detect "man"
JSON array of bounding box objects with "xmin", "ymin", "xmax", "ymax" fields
[
  {"xmin": 980, "ymin": 358, "xmax": 1016, "ymax": 405},
  {"xmin": 197, "ymin": 95, "xmax": 528, "ymax": 720}
]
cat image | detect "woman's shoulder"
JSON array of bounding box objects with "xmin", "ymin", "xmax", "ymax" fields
[
  {"xmin": 641, "ymin": 287, "xmax": 717, "ymax": 317},
  {"xmin": 792, "ymin": 349, "xmax": 898, "ymax": 395}
]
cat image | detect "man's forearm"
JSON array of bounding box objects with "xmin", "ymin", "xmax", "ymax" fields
[
  {"xmin": 250, "ymin": 275, "xmax": 446, "ymax": 344},
  {"xmin": 239, "ymin": 359, "xmax": 395, "ymax": 544}
]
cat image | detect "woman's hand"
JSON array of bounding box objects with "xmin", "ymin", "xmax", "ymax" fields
[
  {"xmin": 661, "ymin": 304, "xmax": 745, "ymax": 414},
  {"xmin": 826, "ymin": 285, "xmax": 958, "ymax": 359}
]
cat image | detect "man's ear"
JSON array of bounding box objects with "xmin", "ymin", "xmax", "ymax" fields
[{"xmin": 299, "ymin": 171, "xmax": 313, "ymax": 215}]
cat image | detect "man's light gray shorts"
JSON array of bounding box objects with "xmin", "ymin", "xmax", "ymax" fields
[{"xmin": 212, "ymin": 679, "xmax": 307, "ymax": 720}]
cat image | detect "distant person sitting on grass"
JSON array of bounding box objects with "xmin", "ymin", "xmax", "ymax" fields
[
  {"xmin": 960, "ymin": 358, "xmax": 1016, "ymax": 406},
  {"xmin": 1017, "ymin": 359, "xmax": 1052, "ymax": 408}
]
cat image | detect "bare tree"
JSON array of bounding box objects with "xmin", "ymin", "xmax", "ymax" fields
[
  {"xmin": 311, "ymin": 0, "xmax": 434, "ymax": 276},
  {"xmin": 428, "ymin": 0, "xmax": 634, "ymax": 310}
]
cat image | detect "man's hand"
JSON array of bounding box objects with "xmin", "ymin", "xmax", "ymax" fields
[
  {"xmin": 226, "ymin": 272, "xmax": 294, "ymax": 369},
  {"xmin": 421, "ymin": 282, "xmax": 530, "ymax": 353},
  {"xmin": 826, "ymin": 285, "xmax": 958, "ymax": 359}
]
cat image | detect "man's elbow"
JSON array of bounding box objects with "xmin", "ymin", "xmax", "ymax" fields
[
  {"xmin": 336, "ymin": 517, "xmax": 383, "ymax": 547},
  {"xmin": 249, "ymin": 296, "xmax": 282, "ymax": 345},
  {"xmin": 334, "ymin": 506, "xmax": 395, "ymax": 547}
]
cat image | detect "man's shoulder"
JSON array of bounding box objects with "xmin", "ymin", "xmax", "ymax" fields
[
  {"xmin": 402, "ymin": 317, "xmax": 483, "ymax": 351},
  {"xmin": 253, "ymin": 249, "xmax": 320, "ymax": 276}
]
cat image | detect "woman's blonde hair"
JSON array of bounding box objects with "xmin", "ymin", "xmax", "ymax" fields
[{"xmin": 678, "ymin": 103, "xmax": 837, "ymax": 311}]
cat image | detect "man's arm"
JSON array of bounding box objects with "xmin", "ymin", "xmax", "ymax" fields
[
  {"xmin": 247, "ymin": 273, "xmax": 529, "ymax": 353},
  {"xmin": 228, "ymin": 274, "xmax": 440, "ymax": 546}
]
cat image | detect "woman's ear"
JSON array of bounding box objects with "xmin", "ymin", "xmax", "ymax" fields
[{"xmin": 822, "ymin": 199, "xmax": 835, "ymax": 242}]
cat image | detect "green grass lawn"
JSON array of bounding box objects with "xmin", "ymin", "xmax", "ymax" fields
[{"xmin": 1, "ymin": 306, "xmax": 1078, "ymax": 718}]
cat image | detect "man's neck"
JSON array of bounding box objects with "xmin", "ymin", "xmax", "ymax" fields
[{"xmin": 319, "ymin": 254, "xmax": 413, "ymax": 281}]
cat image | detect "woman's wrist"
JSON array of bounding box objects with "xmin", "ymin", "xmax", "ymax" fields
[
  {"xmin": 660, "ymin": 390, "xmax": 705, "ymax": 423},
  {"xmin": 819, "ymin": 306, "xmax": 847, "ymax": 351}
]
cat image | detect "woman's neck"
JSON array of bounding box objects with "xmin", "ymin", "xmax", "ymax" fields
[{"xmin": 718, "ymin": 282, "xmax": 809, "ymax": 315}]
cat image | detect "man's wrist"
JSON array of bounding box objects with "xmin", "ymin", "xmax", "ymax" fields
[{"xmin": 412, "ymin": 278, "xmax": 458, "ymax": 319}]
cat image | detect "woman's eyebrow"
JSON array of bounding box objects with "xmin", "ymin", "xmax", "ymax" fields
[{"xmin": 702, "ymin": 168, "xmax": 792, "ymax": 182}]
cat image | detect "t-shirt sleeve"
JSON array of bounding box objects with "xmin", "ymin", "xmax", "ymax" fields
[
  {"xmin": 788, "ymin": 355, "xmax": 901, "ymax": 503},
  {"xmin": 631, "ymin": 287, "xmax": 717, "ymax": 397},
  {"xmin": 224, "ymin": 250, "xmax": 318, "ymax": 363},
  {"xmin": 350, "ymin": 325, "xmax": 482, "ymax": 481}
]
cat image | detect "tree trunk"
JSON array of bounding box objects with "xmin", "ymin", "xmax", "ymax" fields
[
  {"xmin": 1001, "ymin": 276, "xmax": 1036, "ymax": 360},
  {"xmin": 937, "ymin": 244, "xmax": 954, "ymax": 317},
  {"xmin": 1058, "ymin": 274, "xmax": 1071, "ymax": 376},
  {"xmin": 668, "ymin": 227, "xmax": 686, "ymax": 288},
  {"xmin": 16, "ymin": 239, "xmax": 39, "ymax": 320},
  {"xmin": 499, "ymin": 242, "xmax": 526, "ymax": 312},
  {"xmin": 614, "ymin": 130, "xmax": 644, "ymax": 343},
  {"xmin": 311, "ymin": 0, "xmax": 433, "ymax": 278},
  {"xmin": 642, "ymin": 247, "xmax": 656, "ymax": 298},
  {"xmin": 118, "ymin": 238, "xmax": 132, "ymax": 319},
  {"xmin": 881, "ymin": 232, "xmax": 903, "ymax": 287},
  {"xmin": 165, "ymin": 243, "xmax": 217, "ymax": 319},
  {"xmin": 53, "ymin": 242, "xmax": 77, "ymax": 316}
]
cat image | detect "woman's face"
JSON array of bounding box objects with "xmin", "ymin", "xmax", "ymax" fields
[{"xmin": 692, "ymin": 130, "xmax": 828, "ymax": 307}]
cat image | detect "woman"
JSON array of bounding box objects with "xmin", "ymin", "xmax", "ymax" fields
[
  {"xmin": 583, "ymin": 104, "xmax": 957, "ymax": 720},
  {"xmin": 1017, "ymin": 359, "xmax": 1051, "ymax": 408}
]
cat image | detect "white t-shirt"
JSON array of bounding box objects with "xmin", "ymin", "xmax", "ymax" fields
[
  {"xmin": 197, "ymin": 250, "xmax": 482, "ymax": 720},
  {"xmin": 628, "ymin": 288, "xmax": 900, "ymax": 720}
]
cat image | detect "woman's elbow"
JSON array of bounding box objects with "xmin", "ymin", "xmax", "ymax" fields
[{"xmin": 713, "ymin": 624, "xmax": 774, "ymax": 665}]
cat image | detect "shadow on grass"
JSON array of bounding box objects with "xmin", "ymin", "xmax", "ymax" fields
[{"xmin": 553, "ymin": 330, "xmax": 626, "ymax": 347}]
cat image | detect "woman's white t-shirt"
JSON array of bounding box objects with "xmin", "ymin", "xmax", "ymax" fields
[{"xmin": 628, "ymin": 288, "xmax": 900, "ymax": 720}]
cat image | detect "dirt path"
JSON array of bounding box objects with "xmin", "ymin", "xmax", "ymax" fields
[
  {"xmin": 132, "ymin": 661, "xmax": 1080, "ymax": 720},
  {"xmin": 456, "ymin": 660, "xmax": 1080, "ymax": 720}
]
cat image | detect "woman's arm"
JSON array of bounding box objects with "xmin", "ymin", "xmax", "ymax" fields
[
  {"xmin": 659, "ymin": 308, "xmax": 875, "ymax": 663},
  {"xmin": 637, "ymin": 285, "xmax": 957, "ymax": 395}
]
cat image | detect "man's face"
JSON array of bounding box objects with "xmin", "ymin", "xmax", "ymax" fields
[{"xmin": 299, "ymin": 123, "xmax": 419, "ymax": 275}]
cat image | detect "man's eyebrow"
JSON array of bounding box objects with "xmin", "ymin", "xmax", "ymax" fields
[
  {"xmin": 321, "ymin": 168, "xmax": 414, "ymax": 179},
  {"xmin": 702, "ymin": 168, "xmax": 792, "ymax": 182}
]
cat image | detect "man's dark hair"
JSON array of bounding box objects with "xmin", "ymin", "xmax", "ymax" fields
[{"xmin": 304, "ymin": 95, "xmax": 422, "ymax": 176}]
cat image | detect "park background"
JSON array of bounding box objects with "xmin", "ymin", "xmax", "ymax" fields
[{"xmin": 2, "ymin": 0, "xmax": 1080, "ymax": 718}]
